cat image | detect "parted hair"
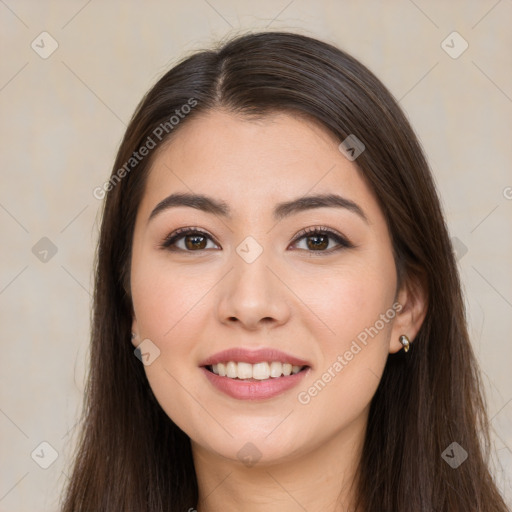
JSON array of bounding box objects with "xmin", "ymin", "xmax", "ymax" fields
[{"xmin": 60, "ymin": 31, "xmax": 508, "ymax": 512}]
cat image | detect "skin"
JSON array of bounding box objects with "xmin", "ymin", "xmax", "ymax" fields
[{"xmin": 130, "ymin": 110, "xmax": 427, "ymax": 512}]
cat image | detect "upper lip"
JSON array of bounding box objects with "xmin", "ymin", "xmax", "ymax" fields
[{"xmin": 199, "ymin": 348, "xmax": 311, "ymax": 367}]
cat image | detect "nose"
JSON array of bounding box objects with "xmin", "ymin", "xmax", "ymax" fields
[{"xmin": 215, "ymin": 252, "xmax": 292, "ymax": 331}]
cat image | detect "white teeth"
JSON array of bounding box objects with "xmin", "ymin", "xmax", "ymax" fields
[
  {"xmin": 210, "ymin": 361, "xmax": 305, "ymax": 380},
  {"xmin": 226, "ymin": 361, "xmax": 237, "ymax": 378},
  {"xmin": 269, "ymin": 361, "xmax": 282, "ymax": 378},
  {"xmin": 252, "ymin": 362, "xmax": 270, "ymax": 380},
  {"xmin": 237, "ymin": 362, "xmax": 253, "ymax": 379}
]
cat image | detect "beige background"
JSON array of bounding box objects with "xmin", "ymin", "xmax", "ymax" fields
[{"xmin": 1, "ymin": 1, "xmax": 511, "ymax": 510}]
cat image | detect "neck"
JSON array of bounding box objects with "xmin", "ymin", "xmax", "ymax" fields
[{"xmin": 192, "ymin": 408, "xmax": 368, "ymax": 512}]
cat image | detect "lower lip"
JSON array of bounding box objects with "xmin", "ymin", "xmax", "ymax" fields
[{"xmin": 201, "ymin": 367, "xmax": 309, "ymax": 400}]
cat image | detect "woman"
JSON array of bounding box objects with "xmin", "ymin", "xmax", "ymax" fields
[{"xmin": 60, "ymin": 31, "xmax": 508, "ymax": 511}]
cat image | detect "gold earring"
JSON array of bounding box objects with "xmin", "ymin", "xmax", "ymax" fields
[{"xmin": 399, "ymin": 335, "xmax": 410, "ymax": 352}]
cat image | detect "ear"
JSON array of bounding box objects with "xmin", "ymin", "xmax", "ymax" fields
[
  {"xmin": 389, "ymin": 271, "xmax": 428, "ymax": 354},
  {"xmin": 130, "ymin": 315, "xmax": 139, "ymax": 348}
]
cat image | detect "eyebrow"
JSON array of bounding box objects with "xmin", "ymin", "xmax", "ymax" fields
[{"xmin": 147, "ymin": 192, "xmax": 369, "ymax": 224}]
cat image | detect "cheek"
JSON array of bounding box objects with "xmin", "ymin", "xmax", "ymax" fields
[
  {"xmin": 292, "ymin": 257, "xmax": 396, "ymax": 350},
  {"xmin": 131, "ymin": 263, "xmax": 215, "ymax": 437},
  {"xmin": 292, "ymin": 257, "xmax": 396, "ymax": 412},
  {"xmin": 131, "ymin": 253, "xmax": 217, "ymax": 340},
  {"xmin": 295, "ymin": 293, "xmax": 394, "ymax": 429}
]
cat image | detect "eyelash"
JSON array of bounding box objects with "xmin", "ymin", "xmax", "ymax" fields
[{"xmin": 159, "ymin": 226, "xmax": 354, "ymax": 254}]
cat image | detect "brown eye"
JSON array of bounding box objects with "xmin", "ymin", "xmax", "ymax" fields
[
  {"xmin": 305, "ymin": 234, "xmax": 329, "ymax": 251},
  {"xmin": 291, "ymin": 227, "xmax": 354, "ymax": 253},
  {"xmin": 184, "ymin": 234, "xmax": 208, "ymax": 250},
  {"xmin": 160, "ymin": 228, "xmax": 219, "ymax": 252}
]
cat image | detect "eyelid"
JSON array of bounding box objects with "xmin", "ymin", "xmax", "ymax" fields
[
  {"xmin": 289, "ymin": 225, "xmax": 354, "ymax": 250},
  {"xmin": 159, "ymin": 225, "xmax": 354, "ymax": 252},
  {"xmin": 159, "ymin": 227, "xmax": 220, "ymax": 250}
]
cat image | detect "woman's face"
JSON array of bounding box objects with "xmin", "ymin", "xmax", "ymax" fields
[{"xmin": 130, "ymin": 110, "xmax": 411, "ymax": 466}]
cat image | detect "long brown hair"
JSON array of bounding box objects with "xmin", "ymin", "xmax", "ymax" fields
[{"xmin": 60, "ymin": 31, "xmax": 508, "ymax": 511}]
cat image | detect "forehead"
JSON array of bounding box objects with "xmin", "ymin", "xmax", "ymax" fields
[{"xmin": 139, "ymin": 110, "xmax": 381, "ymax": 224}]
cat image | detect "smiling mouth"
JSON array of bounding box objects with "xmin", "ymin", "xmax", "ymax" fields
[{"xmin": 204, "ymin": 361, "xmax": 309, "ymax": 381}]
